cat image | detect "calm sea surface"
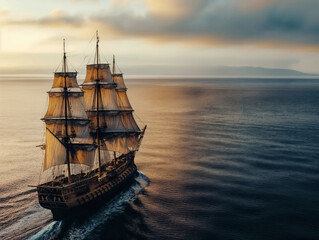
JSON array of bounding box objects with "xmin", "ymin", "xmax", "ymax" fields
[{"xmin": 0, "ymin": 77, "xmax": 319, "ymax": 240}]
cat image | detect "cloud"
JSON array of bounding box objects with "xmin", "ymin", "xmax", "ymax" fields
[
  {"xmin": 0, "ymin": 8, "xmax": 10, "ymax": 15},
  {"xmin": 92, "ymin": 0, "xmax": 319, "ymax": 48},
  {"xmin": 110, "ymin": 0, "xmax": 131, "ymax": 7},
  {"xmin": 238, "ymin": 0, "xmax": 287, "ymax": 11},
  {"xmin": 1, "ymin": 0, "xmax": 319, "ymax": 51},
  {"xmin": 71, "ymin": 0, "xmax": 98, "ymax": 2},
  {"xmin": 145, "ymin": 0, "xmax": 202, "ymax": 19},
  {"xmin": 0, "ymin": 8, "xmax": 11, "ymax": 21},
  {"xmin": 48, "ymin": 9, "xmax": 65, "ymax": 19}
]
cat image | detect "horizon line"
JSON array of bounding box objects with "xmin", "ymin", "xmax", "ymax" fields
[{"xmin": 1, "ymin": 74, "xmax": 319, "ymax": 80}]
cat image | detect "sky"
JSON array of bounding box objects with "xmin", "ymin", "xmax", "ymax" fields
[{"xmin": 0, "ymin": 0, "xmax": 319, "ymax": 76}]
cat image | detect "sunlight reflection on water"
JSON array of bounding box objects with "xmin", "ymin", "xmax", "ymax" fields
[{"xmin": 0, "ymin": 78, "xmax": 319, "ymax": 240}]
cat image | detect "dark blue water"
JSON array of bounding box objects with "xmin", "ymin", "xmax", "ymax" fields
[{"xmin": 0, "ymin": 78, "xmax": 318, "ymax": 239}]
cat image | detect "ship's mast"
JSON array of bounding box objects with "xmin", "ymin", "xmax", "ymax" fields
[
  {"xmin": 112, "ymin": 55, "xmax": 116, "ymax": 163},
  {"xmin": 63, "ymin": 39, "xmax": 72, "ymax": 183},
  {"xmin": 112, "ymin": 55, "xmax": 117, "ymax": 164},
  {"xmin": 95, "ymin": 31, "xmax": 101, "ymax": 178},
  {"xmin": 112, "ymin": 55, "xmax": 115, "ymax": 75}
]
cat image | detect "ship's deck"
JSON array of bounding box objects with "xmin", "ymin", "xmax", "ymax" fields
[{"xmin": 38, "ymin": 153, "xmax": 132, "ymax": 190}]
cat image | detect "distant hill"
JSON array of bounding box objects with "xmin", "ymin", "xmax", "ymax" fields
[
  {"xmin": 122, "ymin": 65, "xmax": 319, "ymax": 77},
  {"xmin": 0, "ymin": 66, "xmax": 318, "ymax": 77},
  {"xmin": 207, "ymin": 66, "xmax": 318, "ymax": 77}
]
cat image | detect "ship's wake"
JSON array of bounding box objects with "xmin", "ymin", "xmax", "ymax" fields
[{"xmin": 27, "ymin": 171, "xmax": 150, "ymax": 240}]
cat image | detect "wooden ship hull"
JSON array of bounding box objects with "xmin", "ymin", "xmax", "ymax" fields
[
  {"xmin": 36, "ymin": 34, "xmax": 146, "ymax": 220},
  {"xmin": 37, "ymin": 152, "xmax": 137, "ymax": 220}
]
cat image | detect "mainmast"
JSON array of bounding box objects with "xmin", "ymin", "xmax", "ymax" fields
[
  {"xmin": 95, "ymin": 31, "xmax": 101, "ymax": 178},
  {"xmin": 63, "ymin": 39, "xmax": 72, "ymax": 183},
  {"xmin": 112, "ymin": 54, "xmax": 116, "ymax": 163},
  {"xmin": 82, "ymin": 32, "xmax": 143, "ymax": 168}
]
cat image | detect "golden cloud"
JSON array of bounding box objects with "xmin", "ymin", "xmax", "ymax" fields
[{"xmin": 145, "ymin": 0, "xmax": 200, "ymax": 19}]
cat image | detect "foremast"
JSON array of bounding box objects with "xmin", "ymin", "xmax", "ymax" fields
[
  {"xmin": 42, "ymin": 40, "xmax": 96, "ymax": 183},
  {"xmin": 63, "ymin": 39, "xmax": 72, "ymax": 183},
  {"xmin": 96, "ymin": 32, "xmax": 102, "ymax": 178}
]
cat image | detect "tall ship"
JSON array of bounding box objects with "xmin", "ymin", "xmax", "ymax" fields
[{"xmin": 36, "ymin": 33, "xmax": 146, "ymax": 220}]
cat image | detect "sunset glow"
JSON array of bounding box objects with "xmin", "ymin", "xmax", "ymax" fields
[{"xmin": 0, "ymin": 0, "xmax": 319, "ymax": 75}]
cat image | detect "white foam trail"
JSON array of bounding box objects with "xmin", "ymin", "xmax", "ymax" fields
[
  {"xmin": 27, "ymin": 221, "xmax": 63, "ymax": 240},
  {"xmin": 27, "ymin": 171, "xmax": 150, "ymax": 240}
]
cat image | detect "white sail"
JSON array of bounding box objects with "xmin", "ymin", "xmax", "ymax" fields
[
  {"xmin": 102, "ymin": 133, "xmax": 140, "ymax": 154},
  {"xmin": 99, "ymin": 148, "xmax": 112, "ymax": 165},
  {"xmin": 44, "ymin": 94, "xmax": 88, "ymax": 120},
  {"xmin": 43, "ymin": 129, "xmax": 95, "ymax": 171}
]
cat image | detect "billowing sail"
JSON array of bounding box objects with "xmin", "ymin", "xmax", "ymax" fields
[
  {"xmin": 82, "ymin": 63, "xmax": 128, "ymax": 159},
  {"xmin": 42, "ymin": 71, "xmax": 96, "ymax": 171},
  {"xmin": 113, "ymin": 72, "xmax": 141, "ymax": 152},
  {"xmin": 82, "ymin": 62, "xmax": 141, "ymax": 155},
  {"xmin": 43, "ymin": 129, "xmax": 95, "ymax": 170},
  {"xmin": 102, "ymin": 133, "xmax": 140, "ymax": 154},
  {"xmin": 113, "ymin": 74, "xmax": 131, "ymax": 111},
  {"xmin": 82, "ymin": 65, "xmax": 125, "ymax": 136},
  {"xmin": 81, "ymin": 32, "xmax": 144, "ymax": 162},
  {"xmin": 113, "ymin": 73, "xmax": 139, "ymax": 129}
]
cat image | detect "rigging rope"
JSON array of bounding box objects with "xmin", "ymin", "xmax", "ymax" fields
[
  {"xmin": 102, "ymin": 53, "xmax": 109, "ymax": 64},
  {"xmin": 54, "ymin": 59, "xmax": 63, "ymax": 73},
  {"xmin": 133, "ymin": 111, "xmax": 146, "ymax": 127},
  {"xmin": 68, "ymin": 60, "xmax": 77, "ymax": 73},
  {"xmin": 116, "ymin": 62, "xmax": 123, "ymax": 73},
  {"xmin": 72, "ymin": 32, "xmax": 96, "ymax": 74}
]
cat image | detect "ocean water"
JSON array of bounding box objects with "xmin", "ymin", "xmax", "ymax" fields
[{"xmin": 0, "ymin": 77, "xmax": 319, "ymax": 240}]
